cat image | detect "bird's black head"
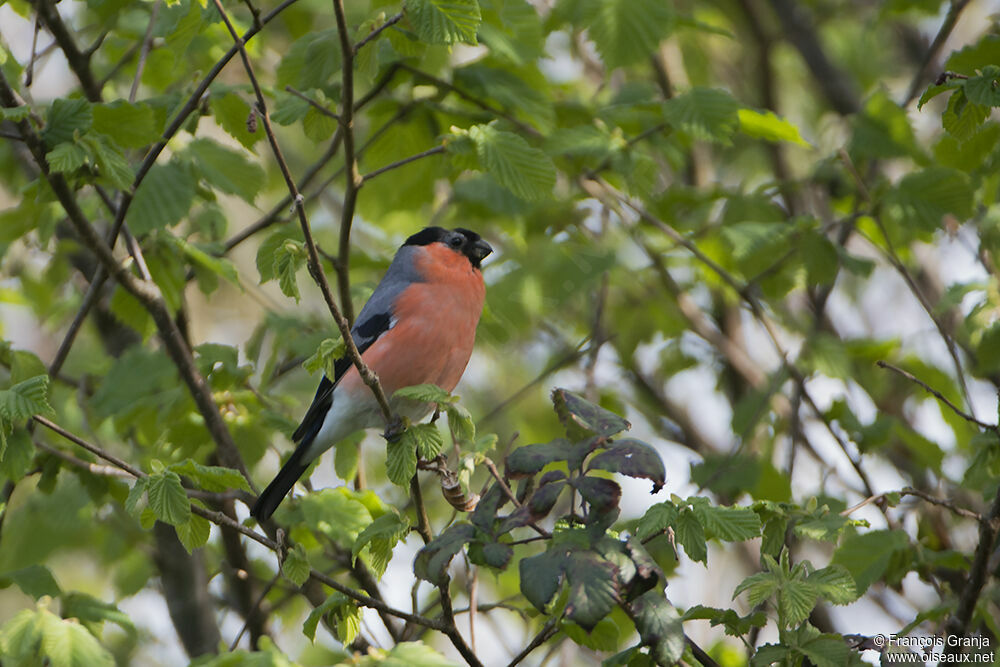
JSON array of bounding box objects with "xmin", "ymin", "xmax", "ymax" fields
[{"xmin": 404, "ymin": 227, "xmax": 493, "ymax": 269}]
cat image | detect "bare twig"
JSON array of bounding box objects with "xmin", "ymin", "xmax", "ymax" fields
[
  {"xmin": 129, "ymin": 0, "xmax": 160, "ymax": 103},
  {"xmin": 903, "ymin": 0, "xmax": 972, "ymax": 106},
  {"xmin": 353, "ymin": 12, "xmax": 403, "ymax": 55},
  {"xmin": 33, "ymin": 415, "xmax": 146, "ymax": 478},
  {"xmin": 284, "ymin": 86, "xmax": 340, "ymax": 121},
  {"xmin": 209, "ymin": 0, "xmax": 392, "ymax": 422},
  {"xmin": 876, "ymin": 361, "xmax": 997, "ymax": 432},
  {"xmin": 507, "ymin": 617, "xmax": 559, "ymax": 667},
  {"xmin": 360, "ymin": 145, "xmax": 445, "ymax": 184},
  {"xmin": 29, "ymin": 0, "xmax": 102, "ymax": 101},
  {"xmin": 332, "ymin": 0, "xmax": 360, "ymax": 325},
  {"xmin": 229, "ymin": 570, "xmax": 280, "ymax": 650}
]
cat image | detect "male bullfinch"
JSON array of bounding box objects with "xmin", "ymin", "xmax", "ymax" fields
[{"xmin": 251, "ymin": 227, "xmax": 492, "ymax": 521}]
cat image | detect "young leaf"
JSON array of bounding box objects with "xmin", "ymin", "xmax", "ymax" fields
[
  {"xmin": 169, "ymin": 459, "xmax": 250, "ymax": 492},
  {"xmin": 386, "ymin": 435, "xmax": 418, "ymax": 486},
  {"xmin": 806, "ymin": 565, "xmax": 858, "ymax": 605},
  {"xmin": 888, "ymin": 166, "xmax": 973, "ymax": 231},
  {"xmin": 92, "ymin": 101, "xmax": 160, "ymax": 148},
  {"xmin": 282, "ymin": 543, "xmax": 311, "ymax": 587},
  {"xmin": 209, "ymin": 92, "xmax": 260, "ymax": 150},
  {"xmin": 187, "ymin": 138, "xmax": 265, "ymax": 204},
  {"xmin": 352, "ymin": 511, "xmax": 410, "ymax": 577},
  {"xmin": 402, "ymin": 423, "xmax": 445, "ymax": 460},
  {"xmin": 145, "ymin": 471, "xmax": 191, "ymax": 526},
  {"xmin": 175, "ymin": 512, "xmax": 211, "ymax": 553},
  {"xmin": 38, "ymin": 608, "xmax": 115, "ymax": 667},
  {"xmin": 303, "ymin": 337, "xmax": 346, "ymax": 377},
  {"xmin": 45, "ymin": 143, "xmax": 88, "ymax": 174},
  {"xmin": 689, "ymin": 500, "xmax": 762, "ymax": 541},
  {"xmin": 468, "ymin": 124, "xmax": 555, "ymax": 200},
  {"xmin": 445, "ymin": 403, "xmax": 476, "ymax": 444},
  {"xmin": 0, "ymin": 565, "xmax": 61, "ymax": 600},
  {"xmin": 737, "ymin": 108, "xmax": 809, "ymax": 146},
  {"xmin": 42, "ymin": 98, "xmax": 92, "ymax": 146},
  {"xmin": 587, "ymin": 0, "xmax": 674, "ymax": 69},
  {"xmin": 407, "ymin": 0, "xmax": 482, "ymax": 45},
  {"xmin": 394, "ymin": 383, "xmax": 452, "ymax": 404},
  {"xmin": 663, "ymin": 87, "xmax": 741, "ymax": 144},
  {"xmin": 273, "ymin": 239, "xmax": 306, "ymax": 302}
]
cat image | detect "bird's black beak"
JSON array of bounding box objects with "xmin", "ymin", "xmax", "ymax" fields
[{"xmin": 470, "ymin": 239, "xmax": 493, "ymax": 263}]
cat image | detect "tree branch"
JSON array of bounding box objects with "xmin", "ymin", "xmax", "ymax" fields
[
  {"xmin": 354, "ymin": 12, "xmax": 403, "ymax": 55},
  {"xmin": 360, "ymin": 145, "xmax": 445, "ymax": 184},
  {"xmin": 332, "ymin": 0, "xmax": 360, "ymax": 325},
  {"xmin": 903, "ymin": 0, "xmax": 972, "ymax": 105}
]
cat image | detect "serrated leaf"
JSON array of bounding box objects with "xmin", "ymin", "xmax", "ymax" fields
[
  {"xmin": 733, "ymin": 571, "xmax": 780, "ymax": 607},
  {"xmin": 403, "ymin": 423, "xmax": 445, "ymax": 460},
  {"xmin": 738, "ymin": 108, "xmax": 809, "ymax": 146},
  {"xmin": 394, "ymin": 383, "xmax": 452, "ymax": 403},
  {"xmin": 209, "ymin": 92, "xmax": 260, "ymax": 150},
  {"xmin": 588, "ymin": 438, "xmax": 665, "ymax": 492},
  {"xmin": 505, "ymin": 438, "xmax": 574, "ymax": 476},
  {"xmin": 46, "ymin": 143, "xmax": 88, "ymax": 173},
  {"xmin": 663, "ymin": 87, "xmax": 740, "ymax": 144},
  {"xmin": 273, "ymin": 239, "xmax": 306, "ymax": 302},
  {"xmin": 1, "ymin": 105, "xmax": 31, "ymax": 121},
  {"xmin": 60, "ymin": 592, "xmax": 136, "ymax": 635},
  {"xmin": 565, "ymin": 552, "xmax": 619, "ymax": 631},
  {"xmin": 93, "ymin": 101, "xmax": 160, "ymax": 148},
  {"xmin": 689, "ymin": 500, "xmax": 762, "ymax": 541},
  {"xmin": 283, "ymin": 543, "xmax": 311, "ymax": 586},
  {"xmin": 964, "ymin": 66, "xmax": 1000, "ymax": 106},
  {"xmin": 277, "ymin": 29, "xmax": 341, "ymax": 90},
  {"xmin": 303, "ymin": 337, "xmax": 345, "ymax": 377},
  {"xmin": 0, "ymin": 428, "xmax": 34, "ymax": 480},
  {"xmin": 635, "ymin": 502, "xmax": 678, "ymax": 541},
  {"xmin": 831, "ymin": 529, "xmax": 909, "ymax": 593},
  {"xmin": 352, "ymin": 510, "xmax": 409, "ymax": 577},
  {"xmin": 187, "ymin": 139, "xmax": 265, "ymax": 204},
  {"xmin": 407, "ymin": 0, "xmax": 481, "ymax": 45},
  {"xmin": 675, "ymin": 508, "xmax": 707, "ymax": 563},
  {"xmin": 386, "ymin": 434, "xmax": 418, "ymax": 486},
  {"xmin": 0, "ymin": 565, "xmax": 61, "ymax": 599},
  {"xmin": 302, "ymin": 106, "xmax": 337, "ymax": 143},
  {"xmin": 43, "ymin": 98, "xmax": 92, "ymax": 146},
  {"xmin": 807, "ymin": 565, "xmax": 858, "ymax": 605},
  {"xmin": 169, "ymin": 459, "xmax": 250, "ymax": 492},
  {"xmin": 552, "ymin": 389, "xmax": 630, "ymax": 438},
  {"xmin": 303, "ymin": 592, "xmax": 358, "ymax": 644},
  {"xmin": 39, "ymin": 608, "xmax": 115, "ymax": 667},
  {"xmin": 414, "ymin": 522, "xmax": 476, "ymax": 585},
  {"xmin": 175, "ymin": 512, "xmax": 210, "ymax": 552},
  {"xmin": 145, "ymin": 471, "xmax": 190, "ymax": 526},
  {"xmin": 445, "ymin": 403, "xmax": 475, "ymax": 445},
  {"xmin": 587, "ymin": 0, "xmax": 674, "ymax": 69},
  {"xmin": 519, "ymin": 550, "xmax": 566, "ymax": 611},
  {"xmin": 124, "ymin": 477, "xmax": 148, "ymax": 516},
  {"xmin": 124, "ymin": 161, "xmax": 195, "ymax": 235},
  {"xmin": 629, "ymin": 590, "xmax": 685, "ymax": 665},
  {"xmin": 889, "ymin": 166, "xmax": 973, "ymax": 231},
  {"xmin": 83, "ymin": 135, "xmax": 134, "ymax": 189},
  {"xmin": 777, "ymin": 577, "xmax": 818, "ymax": 629},
  {"xmin": 468, "ymin": 124, "xmax": 555, "ymax": 200}
]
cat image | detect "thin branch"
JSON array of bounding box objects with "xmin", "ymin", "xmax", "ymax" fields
[
  {"xmin": 33, "ymin": 440, "xmax": 133, "ymax": 478},
  {"xmin": 876, "ymin": 361, "xmax": 997, "ymax": 433},
  {"xmin": 353, "ymin": 12, "xmax": 403, "ymax": 55},
  {"xmin": 209, "ymin": 0, "xmax": 392, "ymax": 423},
  {"xmin": 29, "ymin": 0, "xmax": 102, "ymax": 101},
  {"xmin": 333, "ymin": 0, "xmax": 360, "ymax": 325},
  {"xmin": 507, "ymin": 617, "xmax": 559, "ymax": 667},
  {"xmin": 48, "ymin": 267, "xmax": 108, "ymax": 378},
  {"xmin": 360, "ymin": 145, "xmax": 445, "ymax": 184},
  {"xmin": 33, "ymin": 415, "xmax": 146, "ymax": 478},
  {"xmin": 483, "ymin": 459, "xmax": 551, "ymax": 539},
  {"xmin": 229, "ymin": 570, "xmax": 280, "ymax": 650},
  {"xmin": 903, "ymin": 0, "xmax": 972, "ymax": 106},
  {"xmin": 284, "ymin": 86, "xmax": 340, "ymax": 121},
  {"xmin": 129, "ymin": 0, "xmax": 160, "ymax": 103}
]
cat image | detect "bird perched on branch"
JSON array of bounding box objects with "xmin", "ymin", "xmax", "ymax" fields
[{"xmin": 251, "ymin": 227, "xmax": 492, "ymax": 521}]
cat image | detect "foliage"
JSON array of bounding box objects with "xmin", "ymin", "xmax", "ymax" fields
[{"xmin": 2, "ymin": 0, "xmax": 1000, "ymax": 666}]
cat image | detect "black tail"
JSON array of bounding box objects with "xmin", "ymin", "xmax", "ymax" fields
[{"xmin": 251, "ymin": 449, "xmax": 309, "ymax": 522}]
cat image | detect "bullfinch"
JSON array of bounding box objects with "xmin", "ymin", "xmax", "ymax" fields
[{"xmin": 251, "ymin": 227, "xmax": 492, "ymax": 521}]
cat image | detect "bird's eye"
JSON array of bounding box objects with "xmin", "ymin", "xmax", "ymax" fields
[{"xmin": 448, "ymin": 236, "xmax": 463, "ymax": 249}]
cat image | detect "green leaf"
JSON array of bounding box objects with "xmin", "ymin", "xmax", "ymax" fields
[
  {"xmin": 1, "ymin": 105, "xmax": 31, "ymax": 121},
  {"xmin": 663, "ymin": 88, "xmax": 741, "ymax": 144},
  {"xmin": 414, "ymin": 522, "xmax": 476, "ymax": 585},
  {"xmin": 145, "ymin": 471, "xmax": 191, "ymax": 526},
  {"xmin": 352, "ymin": 510, "xmax": 410, "ymax": 577},
  {"xmin": 588, "ymin": 438, "xmax": 665, "ymax": 492},
  {"xmin": 675, "ymin": 508, "xmax": 707, "ymax": 563},
  {"xmin": 553, "ymin": 389, "xmax": 631, "ymax": 438},
  {"xmin": 587, "ymin": 0, "xmax": 674, "ymax": 69},
  {"xmin": 738, "ymin": 108, "xmax": 809, "ymax": 146},
  {"xmin": 445, "ymin": 403, "xmax": 475, "ymax": 445},
  {"xmin": 629, "ymin": 590, "xmax": 685, "ymax": 666},
  {"xmin": 964, "ymin": 66, "xmax": 1000, "ymax": 106},
  {"xmin": 407, "ymin": 0, "xmax": 481, "ymax": 45},
  {"xmin": 505, "ymin": 438, "xmax": 574, "ymax": 476},
  {"xmin": 43, "ymin": 98, "xmax": 92, "ymax": 146},
  {"xmin": 635, "ymin": 502, "xmax": 678, "ymax": 541},
  {"xmin": 376, "ymin": 641, "xmax": 461, "ymax": 666},
  {"xmin": 565, "ymin": 552, "xmax": 619, "ymax": 631},
  {"xmin": 124, "ymin": 161, "xmax": 196, "ymax": 235},
  {"xmin": 942, "ymin": 89, "xmax": 988, "ymax": 141},
  {"xmin": 777, "ymin": 576, "xmax": 818, "ymax": 628},
  {"xmin": 831, "ymin": 529, "xmax": 909, "ymax": 593},
  {"xmin": 386, "ymin": 434, "xmax": 418, "ymax": 486},
  {"xmin": 92, "ymin": 101, "xmax": 160, "ymax": 148},
  {"xmin": 187, "ymin": 138, "xmax": 265, "ymax": 203},
  {"xmin": 60, "ymin": 592, "xmax": 136, "ymax": 635},
  {"xmin": 169, "ymin": 459, "xmax": 250, "ymax": 492},
  {"xmin": 394, "ymin": 383, "xmax": 452, "ymax": 403},
  {"xmin": 402, "ymin": 423, "xmax": 445, "ymax": 460},
  {"xmin": 519, "ymin": 549, "xmax": 566, "ymax": 611},
  {"xmin": 0, "ymin": 428, "xmax": 34, "ymax": 480},
  {"xmin": 468, "ymin": 124, "xmax": 556, "ymax": 200},
  {"xmin": 39, "ymin": 607, "xmax": 115, "ymax": 667},
  {"xmin": 0, "ymin": 374, "xmax": 53, "ymax": 422},
  {"xmin": 889, "ymin": 166, "xmax": 973, "ymax": 231},
  {"xmin": 124, "ymin": 477, "xmax": 148, "ymax": 516},
  {"xmin": 277, "ymin": 29, "xmax": 341, "ymax": 90},
  {"xmin": 209, "ymin": 92, "xmax": 260, "ymax": 150},
  {"xmin": 175, "ymin": 512, "xmax": 211, "ymax": 552},
  {"xmin": 302, "ymin": 592, "xmax": 359, "ymax": 644},
  {"xmin": 283, "ymin": 543, "xmax": 311, "ymax": 587},
  {"xmin": 302, "ymin": 106, "xmax": 338, "ymax": 143},
  {"xmin": 807, "ymin": 565, "xmax": 858, "ymax": 605},
  {"xmin": 303, "ymin": 337, "xmax": 345, "ymax": 377},
  {"xmin": 733, "ymin": 571, "xmax": 780, "ymax": 607},
  {"xmin": 273, "ymin": 239, "xmax": 306, "ymax": 302},
  {"xmin": 689, "ymin": 499, "xmax": 762, "ymax": 541},
  {"xmin": 46, "ymin": 143, "xmax": 88, "ymax": 173},
  {"xmin": 0, "ymin": 565, "xmax": 61, "ymax": 599},
  {"xmin": 82, "ymin": 134, "xmax": 134, "ymax": 189}
]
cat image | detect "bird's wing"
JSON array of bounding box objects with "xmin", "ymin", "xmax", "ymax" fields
[{"xmin": 290, "ymin": 254, "xmax": 421, "ymax": 443}]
